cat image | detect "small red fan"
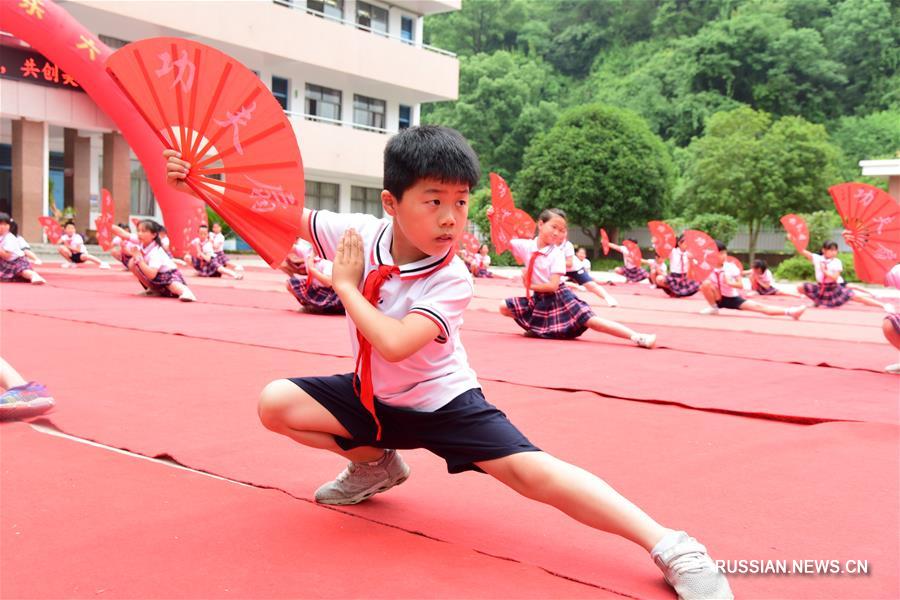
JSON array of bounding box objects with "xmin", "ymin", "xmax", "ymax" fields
[
  {"xmin": 488, "ymin": 172, "xmax": 518, "ymax": 254},
  {"xmin": 829, "ymin": 182, "xmax": 900, "ymax": 284},
  {"xmin": 106, "ymin": 37, "xmax": 304, "ymax": 266},
  {"xmin": 623, "ymin": 239, "xmax": 643, "ymax": 268},
  {"xmin": 95, "ymin": 215, "xmax": 112, "ymax": 251},
  {"xmin": 38, "ymin": 216, "xmax": 62, "ymax": 244},
  {"xmin": 510, "ymin": 209, "xmax": 536, "ymax": 240},
  {"xmin": 647, "ymin": 221, "xmax": 676, "ymax": 259},
  {"xmin": 683, "ymin": 230, "xmax": 721, "ymax": 282},
  {"xmin": 460, "ymin": 231, "xmax": 480, "ymax": 255},
  {"xmin": 779, "ymin": 214, "xmax": 809, "ymax": 253},
  {"xmin": 600, "ymin": 228, "xmax": 610, "ymax": 256}
]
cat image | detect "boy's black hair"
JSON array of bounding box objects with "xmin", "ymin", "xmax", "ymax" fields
[
  {"xmin": 752, "ymin": 259, "xmax": 768, "ymax": 271},
  {"xmin": 64, "ymin": 220, "xmax": 76, "ymax": 228},
  {"xmin": 0, "ymin": 212, "xmax": 10, "ymax": 224},
  {"xmin": 9, "ymin": 220, "xmax": 18, "ymax": 236},
  {"xmin": 538, "ymin": 208, "xmax": 566, "ymax": 223},
  {"xmin": 822, "ymin": 240, "xmax": 839, "ymax": 251},
  {"xmin": 384, "ymin": 126, "xmax": 480, "ymax": 200},
  {"xmin": 715, "ymin": 239, "xmax": 727, "ymax": 251}
]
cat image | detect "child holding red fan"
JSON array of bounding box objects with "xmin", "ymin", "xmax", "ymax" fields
[
  {"xmin": 286, "ymin": 254, "xmax": 344, "ymax": 315},
  {"xmin": 560, "ymin": 240, "xmax": 618, "ymax": 306},
  {"xmin": 609, "ymin": 238, "xmax": 649, "ymax": 283},
  {"xmin": 495, "ymin": 208, "xmax": 654, "ymax": 347},
  {"xmin": 0, "ymin": 213, "xmax": 45, "ymax": 284},
  {"xmin": 129, "ymin": 219, "xmax": 196, "ymax": 301},
  {"xmin": 796, "ymin": 241, "xmax": 894, "ymax": 312},
  {"xmin": 745, "ymin": 259, "xmax": 802, "ymax": 298},
  {"xmin": 166, "ymin": 125, "xmax": 731, "ymax": 600},
  {"xmin": 700, "ymin": 241, "xmax": 806, "ymax": 318},
  {"xmin": 656, "ymin": 235, "xmax": 700, "ymax": 297}
]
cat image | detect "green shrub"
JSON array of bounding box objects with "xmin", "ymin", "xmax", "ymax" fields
[
  {"xmin": 775, "ymin": 252, "xmax": 858, "ymax": 282},
  {"xmin": 689, "ymin": 213, "xmax": 739, "ymax": 244}
]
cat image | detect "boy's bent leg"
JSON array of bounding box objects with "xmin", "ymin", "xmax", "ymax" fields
[{"xmin": 476, "ymin": 451, "xmax": 733, "ymax": 599}]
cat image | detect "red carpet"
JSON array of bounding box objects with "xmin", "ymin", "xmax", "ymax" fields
[{"xmin": 0, "ymin": 424, "xmax": 604, "ymax": 599}]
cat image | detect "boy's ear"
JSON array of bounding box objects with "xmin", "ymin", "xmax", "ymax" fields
[{"xmin": 381, "ymin": 190, "xmax": 399, "ymax": 217}]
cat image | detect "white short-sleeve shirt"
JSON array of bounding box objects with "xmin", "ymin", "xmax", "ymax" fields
[
  {"xmin": 560, "ymin": 241, "xmax": 576, "ymax": 271},
  {"xmin": 812, "ymin": 253, "xmax": 843, "ymax": 284},
  {"xmin": 16, "ymin": 235, "xmax": 30, "ymax": 251},
  {"xmin": 141, "ymin": 242, "xmax": 177, "ymax": 272},
  {"xmin": 509, "ymin": 237, "xmax": 566, "ymax": 284},
  {"xmin": 756, "ymin": 268, "xmax": 774, "ymax": 287},
  {"xmin": 714, "ymin": 261, "xmax": 743, "ymax": 298},
  {"xmin": 670, "ymin": 247, "xmax": 689, "ymax": 274},
  {"xmin": 621, "ymin": 246, "xmax": 640, "ymax": 268},
  {"xmin": 574, "ymin": 256, "xmax": 591, "ymax": 272},
  {"xmin": 211, "ymin": 232, "xmax": 226, "ymax": 252},
  {"xmin": 1, "ymin": 233, "xmax": 25, "ymax": 258},
  {"xmin": 59, "ymin": 233, "xmax": 86, "ymax": 252},
  {"xmin": 308, "ymin": 210, "xmax": 480, "ymax": 412}
]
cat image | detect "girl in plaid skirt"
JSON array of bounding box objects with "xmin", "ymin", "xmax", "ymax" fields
[
  {"xmin": 610, "ymin": 238, "xmax": 650, "ymax": 283},
  {"xmin": 130, "ymin": 220, "xmax": 196, "ymax": 301},
  {"xmin": 745, "ymin": 259, "xmax": 802, "ymax": 298},
  {"xmin": 656, "ymin": 235, "xmax": 701, "ymax": 297},
  {"xmin": 796, "ymin": 241, "xmax": 894, "ymax": 311},
  {"xmin": 0, "ymin": 213, "xmax": 45, "ymax": 285},
  {"xmin": 286, "ymin": 255, "xmax": 344, "ymax": 314},
  {"xmin": 493, "ymin": 207, "xmax": 656, "ymax": 348},
  {"xmin": 186, "ymin": 224, "xmax": 243, "ymax": 279}
]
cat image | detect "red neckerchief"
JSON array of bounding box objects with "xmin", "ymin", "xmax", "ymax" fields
[
  {"xmin": 523, "ymin": 251, "xmax": 540, "ymax": 299},
  {"xmin": 352, "ymin": 223, "xmax": 454, "ymax": 440}
]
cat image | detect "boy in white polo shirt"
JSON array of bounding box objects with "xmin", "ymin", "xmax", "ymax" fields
[{"xmin": 164, "ymin": 126, "xmax": 732, "ymax": 600}]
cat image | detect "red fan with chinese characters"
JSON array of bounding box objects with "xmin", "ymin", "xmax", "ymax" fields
[
  {"xmin": 647, "ymin": 221, "xmax": 676, "ymax": 259},
  {"xmin": 623, "ymin": 239, "xmax": 643, "ymax": 269},
  {"xmin": 106, "ymin": 37, "xmax": 304, "ymax": 266},
  {"xmin": 38, "ymin": 216, "xmax": 62, "ymax": 244},
  {"xmin": 600, "ymin": 228, "xmax": 610, "ymax": 256},
  {"xmin": 683, "ymin": 230, "xmax": 721, "ymax": 282},
  {"xmin": 94, "ymin": 188, "xmax": 115, "ymax": 251},
  {"xmin": 829, "ymin": 183, "xmax": 900, "ymax": 284},
  {"xmin": 488, "ymin": 172, "xmax": 531, "ymax": 254},
  {"xmin": 460, "ymin": 231, "xmax": 480, "ymax": 255},
  {"xmin": 779, "ymin": 214, "xmax": 809, "ymax": 253}
]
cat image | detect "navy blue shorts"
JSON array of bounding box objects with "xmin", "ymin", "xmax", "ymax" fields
[
  {"xmin": 565, "ymin": 268, "xmax": 593, "ymax": 285},
  {"xmin": 716, "ymin": 296, "xmax": 746, "ymax": 310},
  {"xmin": 68, "ymin": 252, "xmax": 84, "ymax": 263},
  {"xmin": 290, "ymin": 373, "xmax": 540, "ymax": 474}
]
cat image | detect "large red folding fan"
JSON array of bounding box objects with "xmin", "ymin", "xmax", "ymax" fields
[
  {"xmin": 460, "ymin": 231, "xmax": 480, "ymax": 255},
  {"xmin": 683, "ymin": 229, "xmax": 721, "ymax": 282},
  {"xmin": 647, "ymin": 221, "xmax": 675, "ymax": 259},
  {"xmin": 600, "ymin": 228, "xmax": 610, "ymax": 255},
  {"xmin": 38, "ymin": 216, "xmax": 62, "ymax": 244},
  {"xmin": 488, "ymin": 172, "xmax": 535, "ymax": 256},
  {"xmin": 829, "ymin": 182, "xmax": 900, "ymax": 285},
  {"xmin": 779, "ymin": 213, "xmax": 809, "ymax": 253},
  {"xmin": 106, "ymin": 37, "xmax": 304, "ymax": 266},
  {"xmin": 94, "ymin": 188, "xmax": 115, "ymax": 251}
]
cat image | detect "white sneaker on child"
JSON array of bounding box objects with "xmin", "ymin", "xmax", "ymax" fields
[
  {"xmin": 632, "ymin": 333, "xmax": 656, "ymax": 349},
  {"xmin": 315, "ymin": 449, "xmax": 410, "ymax": 505},
  {"xmin": 60, "ymin": 262, "xmax": 71, "ymax": 269},
  {"xmin": 30, "ymin": 275, "xmax": 46, "ymax": 285},
  {"xmin": 652, "ymin": 531, "xmax": 734, "ymax": 600},
  {"xmin": 884, "ymin": 303, "xmax": 896, "ymax": 314},
  {"xmin": 700, "ymin": 306, "xmax": 719, "ymax": 315},
  {"xmin": 178, "ymin": 289, "xmax": 197, "ymax": 302},
  {"xmin": 886, "ymin": 363, "xmax": 900, "ymax": 374},
  {"xmin": 786, "ymin": 305, "xmax": 806, "ymax": 320},
  {"xmin": 99, "ymin": 262, "xmax": 111, "ymax": 270}
]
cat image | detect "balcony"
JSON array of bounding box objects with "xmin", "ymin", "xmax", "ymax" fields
[{"xmin": 287, "ymin": 111, "xmax": 387, "ymax": 180}]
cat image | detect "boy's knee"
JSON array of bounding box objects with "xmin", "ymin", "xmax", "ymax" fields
[{"xmin": 257, "ymin": 378, "xmax": 302, "ymax": 430}]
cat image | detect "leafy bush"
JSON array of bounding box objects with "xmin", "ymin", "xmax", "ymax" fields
[
  {"xmin": 689, "ymin": 213, "xmax": 739, "ymax": 244},
  {"xmin": 206, "ymin": 207, "xmax": 234, "ymax": 238},
  {"xmin": 775, "ymin": 252, "xmax": 858, "ymax": 282}
]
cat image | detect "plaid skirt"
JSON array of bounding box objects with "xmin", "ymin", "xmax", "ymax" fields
[
  {"xmin": 887, "ymin": 313, "xmax": 900, "ymax": 336},
  {"xmin": 622, "ymin": 266, "xmax": 649, "ymax": 282},
  {"xmin": 288, "ymin": 277, "xmax": 344, "ymax": 314},
  {"xmin": 505, "ymin": 286, "xmax": 595, "ymax": 339},
  {"xmin": 215, "ymin": 251, "xmax": 229, "ymax": 264},
  {"xmin": 473, "ymin": 267, "xmax": 493, "ymax": 278},
  {"xmin": 143, "ymin": 269, "xmax": 186, "ymax": 297},
  {"xmin": 663, "ymin": 273, "xmax": 700, "ymax": 297},
  {"xmin": 802, "ymin": 282, "xmax": 853, "ymax": 307},
  {"xmin": 0, "ymin": 256, "xmax": 32, "ymax": 282},
  {"xmin": 191, "ymin": 255, "xmax": 224, "ymax": 277}
]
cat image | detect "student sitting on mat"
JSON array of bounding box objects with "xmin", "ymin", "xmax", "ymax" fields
[
  {"xmin": 560, "ymin": 240, "xmax": 618, "ymax": 307},
  {"xmin": 9, "ymin": 220, "xmax": 41, "ymax": 265},
  {"xmin": 210, "ymin": 222, "xmax": 243, "ymax": 273},
  {"xmin": 286, "ymin": 253, "xmax": 344, "ymax": 314},
  {"xmin": 656, "ymin": 235, "xmax": 700, "ymax": 297},
  {"xmin": 745, "ymin": 259, "xmax": 801, "ymax": 298},
  {"xmin": 129, "ymin": 219, "xmax": 196, "ymax": 301},
  {"xmin": 496, "ymin": 207, "xmax": 654, "ymax": 347},
  {"xmin": 110, "ymin": 224, "xmax": 139, "ymax": 269},
  {"xmin": 796, "ymin": 241, "xmax": 894, "ymax": 312},
  {"xmin": 0, "ymin": 213, "xmax": 46, "ymax": 285},
  {"xmin": 57, "ymin": 221, "xmax": 110, "ymax": 269},
  {"xmin": 647, "ymin": 252, "xmax": 667, "ymax": 289},
  {"xmin": 609, "ymin": 238, "xmax": 649, "ymax": 283},
  {"xmin": 166, "ymin": 126, "xmax": 732, "ymax": 600},
  {"xmin": 700, "ymin": 240, "xmax": 806, "ymax": 319},
  {"xmin": 186, "ymin": 224, "xmax": 242, "ymax": 279},
  {"xmin": 280, "ymin": 237, "xmax": 313, "ymax": 277},
  {"xmin": 470, "ymin": 244, "xmax": 494, "ymax": 278}
]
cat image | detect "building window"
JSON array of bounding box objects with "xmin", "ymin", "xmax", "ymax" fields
[
  {"xmin": 351, "ymin": 185, "xmax": 382, "ymax": 217},
  {"xmin": 401, "ymin": 16, "xmax": 414, "ymax": 44},
  {"xmin": 307, "ymin": 0, "xmax": 343, "ymax": 20},
  {"xmin": 131, "ymin": 159, "xmax": 156, "ymax": 216},
  {"xmin": 99, "ymin": 34, "xmax": 130, "ymax": 50},
  {"xmin": 357, "ymin": 1, "xmax": 388, "ymax": 36},
  {"xmin": 305, "ymin": 180, "xmax": 340, "ymax": 212},
  {"xmin": 398, "ymin": 105, "xmax": 412, "ymax": 130},
  {"xmin": 272, "ymin": 76, "xmax": 290, "ymax": 111},
  {"xmin": 353, "ymin": 94, "xmax": 386, "ymax": 131},
  {"xmin": 305, "ymin": 84, "xmax": 342, "ymax": 123}
]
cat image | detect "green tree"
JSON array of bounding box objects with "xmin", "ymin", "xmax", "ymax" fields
[
  {"xmin": 828, "ymin": 110, "xmax": 900, "ymax": 181},
  {"xmin": 422, "ymin": 51, "xmax": 561, "ymax": 180},
  {"xmin": 516, "ymin": 104, "xmax": 674, "ymax": 256},
  {"xmin": 689, "ymin": 213, "xmax": 740, "ymax": 244},
  {"xmin": 424, "ymin": 0, "xmax": 527, "ymax": 56},
  {"xmin": 677, "ymin": 106, "xmax": 841, "ymax": 260}
]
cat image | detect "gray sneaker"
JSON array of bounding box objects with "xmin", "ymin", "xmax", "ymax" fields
[
  {"xmin": 652, "ymin": 531, "xmax": 733, "ymax": 600},
  {"xmin": 314, "ymin": 449, "xmax": 410, "ymax": 505}
]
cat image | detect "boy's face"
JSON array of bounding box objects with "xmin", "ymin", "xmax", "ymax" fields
[
  {"xmin": 383, "ymin": 178, "xmax": 469, "ymax": 258},
  {"xmin": 65, "ymin": 224, "xmax": 75, "ymax": 234}
]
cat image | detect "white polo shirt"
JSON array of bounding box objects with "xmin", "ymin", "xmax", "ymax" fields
[
  {"xmin": 0, "ymin": 233, "xmax": 25, "ymax": 258},
  {"xmin": 59, "ymin": 233, "xmax": 86, "ymax": 252},
  {"xmin": 211, "ymin": 232, "xmax": 226, "ymax": 252},
  {"xmin": 812, "ymin": 253, "xmax": 844, "ymax": 284},
  {"xmin": 141, "ymin": 242, "xmax": 177, "ymax": 272},
  {"xmin": 670, "ymin": 247, "xmax": 689, "ymax": 274},
  {"xmin": 309, "ymin": 210, "xmax": 479, "ymax": 412},
  {"xmin": 509, "ymin": 237, "xmax": 565, "ymax": 284},
  {"xmin": 190, "ymin": 237, "xmax": 215, "ymax": 256},
  {"xmin": 713, "ymin": 261, "xmax": 742, "ymax": 298}
]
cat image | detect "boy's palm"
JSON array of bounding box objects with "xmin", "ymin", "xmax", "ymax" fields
[{"xmin": 332, "ymin": 229, "xmax": 365, "ymax": 291}]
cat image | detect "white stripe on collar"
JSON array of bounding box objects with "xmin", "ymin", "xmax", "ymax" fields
[{"xmin": 373, "ymin": 221, "xmax": 452, "ymax": 278}]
